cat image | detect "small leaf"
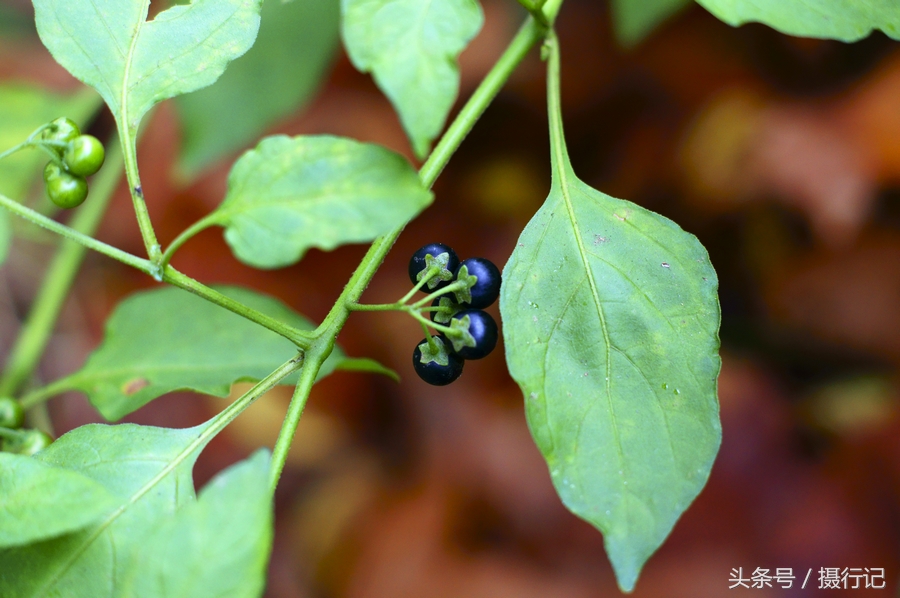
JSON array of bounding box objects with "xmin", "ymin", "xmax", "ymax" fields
[
  {"xmin": 334, "ymin": 357, "xmax": 400, "ymax": 382},
  {"xmin": 32, "ymin": 0, "xmax": 262, "ymax": 136},
  {"xmin": 121, "ymin": 450, "xmax": 272, "ymax": 598},
  {"xmin": 610, "ymin": 0, "xmax": 692, "ymax": 47},
  {"xmin": 209, "ymin": 135, "xmax": 432, "ymax": 269},
  {"xmin": 341, "ymin": 0, "xmax": 483, "ymax": 158},
  {"xmin": 0, "ymin": 422, "xmax": 214, "ymax": 597},
  {"xmin": 61, "ymin": 286, "xmax": 342, "ymax": 421},
  {"xmin": 0, "ymin": 453, "xmax": 118, "ymax": 548},
  {"xmin": 500, "ymin": 38, "xmax": 721, "ymax": 591},
  {"xmin": 175, "ymin": 0, "xmax": 341, "ymax": 178},
  {"xmin": 695, "ymin": 0, "xmax": 900, "ymax": 41}
]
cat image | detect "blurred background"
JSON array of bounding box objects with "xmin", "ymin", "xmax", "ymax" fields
[{"xmin": 1, "ymin": 0, "xmax": 900, "ymax": 595}]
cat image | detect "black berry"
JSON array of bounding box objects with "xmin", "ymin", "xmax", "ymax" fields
[
  {"xmin": 408, "ymin": 243, "xmax": 459, "ymax": 290},
  {"xmin": 412, "ymin": 336, "xmax": 464, "ymax": 385},
  {"xmin": 448, "ymin": 309, "xmax": 498, "ymax": 360},
  {"xmin": 453, "ymin": 257, "xmax": 501, "ymax": 309}
]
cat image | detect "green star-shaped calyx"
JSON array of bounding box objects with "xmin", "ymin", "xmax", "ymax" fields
[
  {"xmin": 418, "ymin": 252, "xmax": 455, "ymax": 289},
  {"xmin": 447, "ymin": 314, "xmax": 476, "ymax": 353},
  {"xmin": 452, "ymin": 264, "xmax": 477, "ymax": 303},
  {"xmin": 418, "ymin": 337, "xmax": 450, "ymax": 366}
]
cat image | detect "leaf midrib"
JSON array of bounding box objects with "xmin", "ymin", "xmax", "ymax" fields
[
  {"xmin": 34, "ymin": 426, "xmax": 210, "ymax": 596},
  {"xmin": 552, "ymin": 158, "xmax": 626, "ymax": 489}
]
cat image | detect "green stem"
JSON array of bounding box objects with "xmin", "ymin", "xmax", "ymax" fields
[
  {"xmin": 269, "ymin": 350, "xmax": 320, "ymax": 492},
  {"xmin": 411, "ymin": 280, "xmax": 467, "ymax": 308},
  {"xmin": 267, "ymin": 14, "xmax": 550, "ymax": 489},
  {"xmin": 409, "ymin": 310, "xmax": 455, "ymax": 336},
  {"xmin": 18, "ymin": 376, "xmax": 74, "ymax": 409},
  {"xmin": 0, "ymin": 142, "xmax": 130, "ymax": 397},
  {"xmin": 398, "ymin": 264, "xmax": 440, "ymax": 304},
  {"xmin": 158, "ymin": 213, "xmax": 218, "ymax": 270},
  {"xmin": 161, "ymin": 266, "xmax": 315, "ymax": 348},
  {"xmin": 0, "ymin": 427, "xmax": 27, "ymax": 440},
  {"xmin": 420, "ymin": 322, "xmax": 439, "ymax": 353},
  {"xmin": 347, "ymin": 302, "xmax": 404, "ymax": 312},
  {"xmin": 119, "ymin": 126, "xmax": 161, "ymax": 264},
  {"xmin": 205, "ymin": 353, "xmax": 304, "ymax": 443},
  {"xmin": 0, "ymin": 193, "xmax": 153, "ymax": 275}
]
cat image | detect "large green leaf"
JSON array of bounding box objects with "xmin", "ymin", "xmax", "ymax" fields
[
  {"xmin": 610, "ymin": 0, "xmax": 692, "ymax": 47},
  {"xmin": 500, "ymin": 37, "xmax": 721, "ymax": 591},
  {"xmin": 341, "ymin": 0, "xmax": 483, "ymax": 159},
  {"xmin": 32, "ymin": 0, "xmax": 262, "ymax": 136},
  {"xmin": 0, "ymin": 453, "xmax": 118, "ymax": 549},
  {"xmin": 121, "ymin": 450, "xmax": 272, "ymax": 598},
  {"xmin": 208, "ymin": 135, "xmax": 432, "ymax": 269},
  {"xmin": 0, "ymin": 84, "xmax": 100, "ymax": 265},
  {"xmin": 0, "ymin": 422, "xmax": 213, "ymax": 597},
  {"xmin": 695, "ymin": 0, "xmax": 900, "ymax": 41},
  {"xmin": 175, "ymin": 0, "xmax": 341, "ymax": 178},
  {"xmin": 54, "ymin": 286, "xmax": 342, "ymax": 421}
]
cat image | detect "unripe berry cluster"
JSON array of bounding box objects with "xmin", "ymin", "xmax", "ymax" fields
[
  {"xmin": 408, "ymin": 243, "xmax": 501, "ymax": 386},
  {"xmin": 40, "ymin": 118, "xmax": 105, "ymax": 209}
]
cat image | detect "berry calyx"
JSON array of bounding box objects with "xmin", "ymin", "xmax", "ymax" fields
[
  {"xmin": 448, "ymin": 309, "xmax": 498, "ymax": 360},
  {"xmin": 431, "ymin": 296, "xmax": 462, "ymax": 324},
  {"xmin": 0, "ymin": 397, "xmax": 25, "ymax": 429},
  {"xmin": 452, "ymin": 257, "xmax": 501, "ymax": 309},
  {"xmin": 41, "ymin": 117, "xmax": 81, "ymax": 154},
  {"xmin": 63, "ymin": 135, "xmax": 105, "ymax": 177},
  {"xmin": 44, "ymin": 162, "xmax": 88, "ymax": 209},
  {"xmin": 412, "ymin": 336, "xmax": 464, "ymax": 385},
  {"xmin": 408, "ymin": 243, "xmax": 459, "ymax": 290}
]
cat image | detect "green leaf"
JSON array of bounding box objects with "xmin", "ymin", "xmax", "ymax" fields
[
  {"xmin": 32, "ymin": 0, "xmax": 262, "ymax": 136},
  {"xmin": 0, "ymin": 453, "xmax": 118, "ymax": 548},
  {"xmin": 341, "ymin": 0, "xmax": 483, "ymax": 159},
  {"xmin": 121, "ymin": 450, "xmax": 272, "ymax": 598},
  {"xmin": 0, "ymin": 422, "xmax": 214, "ymax": 597},
  {"xmin": 695, "ymin": 0, "xmax": 900, "ymax": 41},
  {"xmin": 208, "ymin": 135, "xmax": 432, "ymax": 269},
  {"xmin": 61, "ymin": 286, "xmax": 343, "ymax": 421},
  {"xmin": 174, "ymin": 0, "xmax": 341, "ymax": 178},
  {"xmin": 500, "ymin": 37, "xmax": 721, "ymax": 591},
  {"xmin": 610, "ymin": 0, "xmax": 692, "ymax": 47}
]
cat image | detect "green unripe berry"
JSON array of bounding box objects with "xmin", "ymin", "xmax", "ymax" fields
[
  {"xmin": 44, "ymin": 162, "xmax": 88, "ymax": 209},
  {"xmin": 14, "ymin": 430, "xmax": 53, "ymax": 456},
  {"xmin": 0, "ymin": 397, "xmax": 24, "ymax": 429},
  {"xmin": 63, "ymin": 135, "xmax": 105, "ymax": 177}
]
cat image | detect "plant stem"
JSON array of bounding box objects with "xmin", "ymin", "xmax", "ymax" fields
[
  {"xmin": 160, "ymin": 266, "xmax": 315, "ymax": 348},
  {"xmin": 267, "ymin": 14, "xmax": 550, "ymax": 490},
  {"xmin": 411, "ymin": 280, "xmax": 467, "ymax": 308},
  {"xmin": 157, "ymin": 213, "xmax": 217, "ymax": 269},
  {"xmin": 269, "ymin": 350, "xmax": 319, "ymax": 491},
  {"xmin": 204, "ymin": 353, "xmax": 305, "ymax": 443},
  {"xmin": 119, "ymin": 127, "xmax": 161, "ymax": 265},
  {"xmin": 0, "ymin": 142, "xmax": 127, "ymax": 397},
  {"xmin": 0, "ymin": 192, "xmax": 154, "ymax": 275},
  {"xmin": 347, "ymin": 302, "xmax": 404, "ymax": 312}
]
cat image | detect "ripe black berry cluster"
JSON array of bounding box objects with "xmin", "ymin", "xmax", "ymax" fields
[
  {"xmin": 408, "ymin": 243, "xmax": 501, "ymax": 386},
  {"xmin": 40, "ymin": 118, "xmax": 105, "ymax": 209}
]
